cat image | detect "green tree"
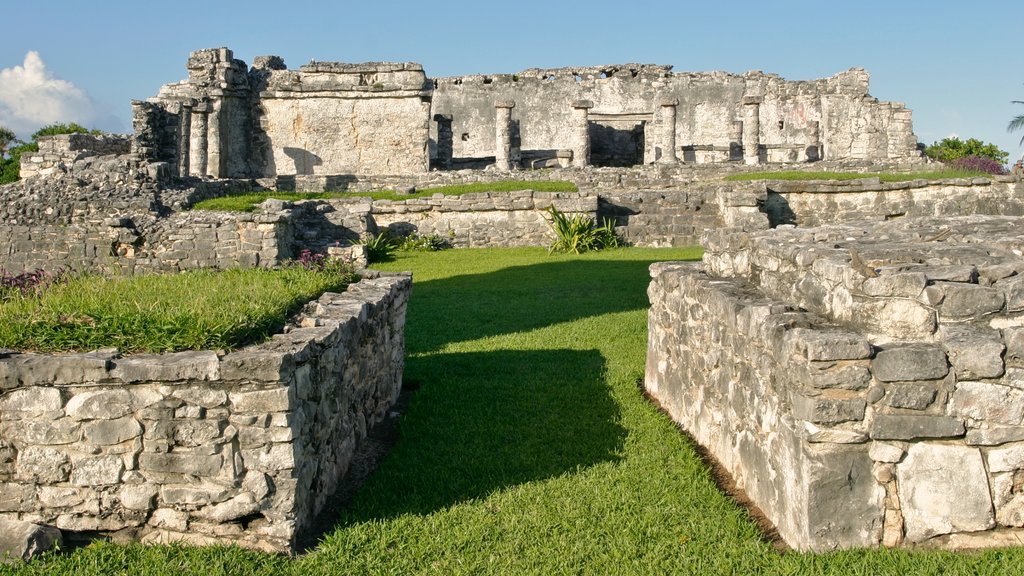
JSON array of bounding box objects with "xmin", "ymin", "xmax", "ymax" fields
[
  {"xmin": 0, "ymin": 125, "xmax": 15, "ymax": 156},
  {"xmin": 1010, "ymin": 100, "xmax": 1024, "ymax": 146},
  {"xmin": 924, "ymin": 137, "xmax": 1009, "ymax": 165},
  {"xmin": 0, "ymin": 122, "xmax": 104, "ymax": 185}
]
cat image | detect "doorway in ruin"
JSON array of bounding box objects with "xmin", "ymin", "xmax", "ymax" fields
[{"xmin": 588, "ymin": 114, "xmax": 648, "ymax": 167}]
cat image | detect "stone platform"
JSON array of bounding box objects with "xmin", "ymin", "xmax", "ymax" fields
[{"xmin": 646, "ymin": 216, "xmax": 1024, "ymax": 550}]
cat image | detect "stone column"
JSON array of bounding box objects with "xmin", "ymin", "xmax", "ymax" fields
[
  {"xmin": 741, "ymin": 95, "xmax": 762, "ymax": 166},
  {"xmin": 177, "ymin": 101, "xmax": 193, "ymax": 178},
  {"xmin": 571, "ymin": 100, "xmax": 594, "ymax": 168},
  {"xmin": 729, "ymin": 121, "xmax": 744, "ymax": 161},
  {"xmin": 207, "ymin": 99, "xmax": 223, "ymax": 178},
  {"xmin": 494, "ymin": 100, "xmax": 515, "ymax": 171},
  {"xmin": 434, "ymin": 114, "xmax": 453, "ymax": 170},
  {"xmin": 805, "ymin": 121, "xmax": 821, "ymax": 162},
  {"xmin": 190, "ymin": 102, "xmax": 210, "ymax": 177},
  {"xmin": 657, "ymin": 98, "xmax": 679, "ymax": 163}
]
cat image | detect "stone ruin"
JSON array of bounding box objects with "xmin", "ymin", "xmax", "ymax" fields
[
  {"xmin": 131, "ymin": 48, "xmax": 921, "ymax": 180},
  {"xmin": 3, "ymin": 45, "xmax": 1024, "ymax": 558}
]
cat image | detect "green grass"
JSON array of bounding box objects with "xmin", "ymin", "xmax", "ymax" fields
[
  {"xmin": 725, "ymin": 169, "xmax": 992, "ymax": 182},
  {"xmin": 7, "ymin": 247, "xmax": 1024, "ymax": 574},
  {"xmin": 0, "ymin": 266, "xmax": 355, "ymax": 353},
  {"xmin": 190, "ymin": 180, "xmax": 578, "ymax": 212}
]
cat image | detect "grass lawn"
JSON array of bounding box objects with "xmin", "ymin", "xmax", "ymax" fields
[
  {"xmin": 725, "ymin": 169, "xmax": 992, "ymax": 182},
  {"xmin": 190, "ymin": 181, "xmax": 578, "ymax": 212},
  {"xmin": 8, "ymin": 248, "xmax": 1023, "ymax": 574}
]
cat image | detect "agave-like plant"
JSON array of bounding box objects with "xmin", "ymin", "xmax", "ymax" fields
[
  {"xmin": 356, "ymin": 231, "xmax": 399, "ymax": 263},
  {"xmin": 546, "ymin": 206, "xmax": 621, "ymax": 254}
]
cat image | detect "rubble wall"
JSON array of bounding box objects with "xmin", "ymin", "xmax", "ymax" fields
[
  {"xmin": 647, "ymin": 216, "xmax": 1024, "ymax": 550},
  {"xmin": 0, "ymin": 274, "xmax": 410, "ymax": 552}
]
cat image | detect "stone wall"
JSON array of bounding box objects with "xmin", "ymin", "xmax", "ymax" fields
[
  {"xmin": 760, "ymin": 176, "xmax": 1024, "ymax": 227},
  {"xmin": 647, "ymin": 216, "xmax": 1024, "ymax": 550},
  {"xmin": 19, "ymin": 134, "xmax": 131, "ymax": 180},
  {"xmin": 432, "ymin": 66, "xmax": 921, "ymax": 167},
  {"xmin": 0, "ymin": 274, "xmax": 410, "ymax": 552}
]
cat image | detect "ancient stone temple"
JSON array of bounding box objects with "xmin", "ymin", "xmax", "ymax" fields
[{"xmin": 135, "ymin": 48, "xmax": 922, "ymax": 179}]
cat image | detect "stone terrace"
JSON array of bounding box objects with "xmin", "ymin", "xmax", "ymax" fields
[{"xmin": 647, "ymin": 215, "xmax": 1024, "ymax": 550}]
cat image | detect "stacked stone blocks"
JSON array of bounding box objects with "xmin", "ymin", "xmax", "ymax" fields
[
  {"xmin": 647, "ymin": 216, "xmax": 1024, "ymax": 550},
  {"xmin": 0, "ymin": 275, "xmax": 410, "ymax": 552}
]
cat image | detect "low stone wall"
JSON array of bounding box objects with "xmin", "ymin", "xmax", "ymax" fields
[
  {"xmin": 371, "ymin": 191, "xmax": 597, "ymax": 248},
  {"xmin": 647, "ymin": 216, "xmax": 1024, "ymax": 551},
  {"xmin": 761, "ymin": 176, "xmax": 1024, "ymax": 227},
  {"xmin": 0, "ymin": 274, "xmax": 410, "ymax": 552},
  {"xmin": 19, "ymin": 134, "xmax": 131, "ymax": 180}
]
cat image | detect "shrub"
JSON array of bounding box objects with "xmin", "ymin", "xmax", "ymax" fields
[
  {"xmin": 948, "ymin": 155, "xmax": 1007, "ymax": 175},
  {"xmin": 546, "ymin": 206, "xmax": 621, "ymax": 254},
  {"xmin": 924, "ymin": 137, "xmax": 1008, "ymax": 165},
  {"xmin": 357, "ymin": 231, "xmax": 400, "ymax": 263},
  {"xmin": 396, "ymin": 232, "xmax": 454, "ymax": 252},
  {"xmin": 0, "ymin": 268, "xmax": 69, "ymax": 300}
]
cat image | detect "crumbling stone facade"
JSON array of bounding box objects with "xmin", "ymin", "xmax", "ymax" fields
[
  {"xmin": 136, "ymin": 48, "xmax": 921, "ymax": 180},
  {"xmin": 647, "ymin": 216, "xmax": 1024, "ymax": 550},
  {"xmin": 0, "ymin": 274, "xmax": 409, "ymax": 552},
  {"xmin": 431, "ymin": 66, "xmax": 920, "ymax": 169}
]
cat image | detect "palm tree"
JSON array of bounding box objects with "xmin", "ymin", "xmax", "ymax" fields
[{"xmin": 1010, "ymin": 101, "xmax": 1024, "ymax": 146}]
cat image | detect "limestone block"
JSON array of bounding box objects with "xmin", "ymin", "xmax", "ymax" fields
[
  {"xmin": 15, "ymin": 447, "xmax": 70, "ymax": 483},
  {"xmin": 793, "ymin": 363, "xmax": 872, "ymax": 391},
  {"xmin": 967, "ymin": 426, "xmax": 1024, "ymax": 446},
  {"xmin": 933, "ymin": 282, "xmax": 1005, "ymax": 320},
  {"xmin": 948, "ymin": 382, "xmax": 1024, "ymax": 426},
  {"xmin": 898, "ymin": 444, "xmax": 994, "ymax": 542},
  {"xmin": 2, "ymin": 354, "xmax": 108, "ymax": 387},
  {"xmin": 139, "ymin": 453, "xmax": 224, "ymax": 477},
  {"xmin": 82, "ymin": 416, "xmax": 143, "ymax": 445},
  {"xmin": 220, "ymin": 351, "xmax": 294, "ymax": 381},
  {"xmin": 870, "ymin": 415, "xmax": 965, "ymax": 440},
  {"xmin": 229, "ymin": 388, "xmax": 293, "ymax": 413},
  {"xmin": 860, "ymin": 272, "xmax": 927, "ymax": 298},
  {"xmin": 65, "ymin": 389, "xmax": 133, "ymax": 420},
  {"xmin": 193, "ymin": 493, "xmax": 260, "ymax": 523},
  {"xmin": 1002, "ymin": 274, "xmax": 1024, "ymax": 312},
  {"xmin": 118, "ymin": 484, "xmax": 159, "ymax": 511},
  {"xmin": 112, "ymin": 351, "xmax": 220, "ymax": 382},
  {"xmin": 0, "ymin": 517, "xmax": 62, "ymax": 565},
  {"xmin": 160, "ymin": 484, "xmax": 234, "ymax": 506},
  {"xmin": 868, "ymin": 442, "xmax": 905, "ymax": 463},
  {"xmin": 853, "ymin": 299, "xmax": 936, "ymax": 339},
  {"xmin": 871, "ymin": 345, "xmax": 948, "ymax": 382},
  {"xmin": 0, "ymin": 483, "xmax": 37, "ymax": 512},
  {"xmin": 0, "ymin": 387, "xmax": 63, "ymax": 419},
  {"xmin": 70, "ymin": 454, "xmax": 125, "ymax": 486},
  {"xmin": 941, "ymin": 327, "xmax": 1006, "ymax": 380},
  {"xmin": 783, "ymin": 328, "xmax": 872, "ymax": 362},
  {"xmin": 148, "ymin": 508, "xmax": 189, "ymax": 531},
  {"xmin": 37, "ymin": 486, "xmax": 87, "ymax": 508},
  {"xmin": 1006, "ymin": 328, "xmax": 1024, "ymax": 368},
  {"xmin": 791, "ymin": 392, "xmax": 866, "ymax": 424},
  {"xmin": 2, "ymin": 418, "xmax": 80, "ymax": 445},
  {"xmin": 882, "ymin": 384, "xmax": 938, "ymax": 410}
]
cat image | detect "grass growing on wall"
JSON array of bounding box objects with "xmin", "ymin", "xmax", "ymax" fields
[
  {"xmin": 190, "ymin": 180, "xmax": 579, "ymax": 212},
  {"xmin": 12, "ymin": 247, "xmax": 1024, "ymax": 574},
  {"xmin": 0, "ymin": 266, "xmax": 356, "ymax": 353},
  {"xmin": 725, "ymin": 169, "xmax": 993, "ymax": 182}
]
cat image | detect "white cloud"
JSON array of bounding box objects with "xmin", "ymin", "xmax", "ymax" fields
[{"xmin": 0, "ymin": 51, "xmax": 100, "ymax": 138}]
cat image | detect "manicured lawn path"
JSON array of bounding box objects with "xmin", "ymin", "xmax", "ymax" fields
[{"xmin": 10, "ymin": 247, "xmax": 1023, "ymax": 575}]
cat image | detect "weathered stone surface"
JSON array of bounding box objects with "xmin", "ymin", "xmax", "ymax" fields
[
  {"xmin": 899, "ymin": 445, "xmax": 994, "ymax": 542},
  {"xmin": 220, "ymin": 352, "xmax": 294, "ymax": 382},
  {"xmin": 65, "ymin": 389, "xmax": 133, "ymax": 420},
  {"xmin": 139, "ymin": 453, "xmax": 224, "ymax": 477},
  {"xmin": 967, "ymin": 426, "xmax": 1024, "ymax": 446},
  {"xmin": 0, "ymin": 483, "xmax": 37, "ymax": 512},
  {"xmin": 194, "ymin": 493, "xmax": 260, "ymax": 523},
  {"xmin": 113, "ymin": 351, "xmax": 220, "ymax": 382},
  {"xmin": 229, "ymin": 388, "xmax": 293, "ymax": 413},
  {"xmin": 82, "ymin": 416, "xmax": 143, "ymax": 445},
  {"xmin": 942, "ymin": 327, "xmax": 1006, "ymax": 380},
  {"xmin": 869, "ymin": 415, "xmax": 965, "ymax": 440},
  {"xmin": 871, "ymin": 345, "xmax": 948, "ymax": 382},
  {"xmin": 118, "ymin": 485, "xmax": 159, "ymax": 511},
  {"xmin": 934, "ymin": 282, "xmax": 1005, "ymax": 320},
  {"xmin": 882, "ymin": 384, "xmax": 938, "ymax": 410},
  {"xmin": 170, "ymin": 386, "xmax": 228, "ymax": 408},
  {"xmin": 783, "ymin": 328, "xmax": 872, "ymax": 361},
  {"xmin": 868, "ymin": 442, "xmax": 905, "ymax": 463},
  {"xmin": 948, "ymin": 382, "xmax": 1024, "ymax": 426},
  {"xmin": 791, "ymin": 392, "xmax": 866, "ymax": 424},
  {"xmin": 15, "ymin": 447, "xmax": 70, "ymax": 483},
  {"xmin": 0, "ymin": 387, "xmax": 63, "ymax": 418},
  {"xmin": 70, "ymin": 455, "xmax": 125, "ymax": 486},
  {"xmin": 0, "ymin": 517, "xmax": 62, "ymax": 565}
]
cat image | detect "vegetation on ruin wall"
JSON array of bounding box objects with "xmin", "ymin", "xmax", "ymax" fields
[
  {"xmin": 725, "ymin": 169, "xmax": 995, "ymax": 182},
  {"xmin": 189, "ymin": 180, "xmax": 579, "ymax": 212},
  {"xmin": 0, "ymin": 263, "xmax": 355, "ymax": 353},
  {"xmin": 0, "ymin": 123, "xmax": 103, "ymax": 184},
  {"xmin": 14, "ymin": 247, "xmax": 1024, "ymax": 574}
]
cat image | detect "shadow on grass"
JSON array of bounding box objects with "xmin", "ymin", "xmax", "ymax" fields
[
  {"xmin": 405, "ymin": 258, "xmax": 676, "ymax": 352},
  {"xmin": 331, "ymin": 347, "xmax": 623, "ymax": 521}
]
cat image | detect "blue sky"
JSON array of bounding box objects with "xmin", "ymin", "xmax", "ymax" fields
[{"xmin": 3, "ymin": 0, "xmax": 1022, "ymax": 161}]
